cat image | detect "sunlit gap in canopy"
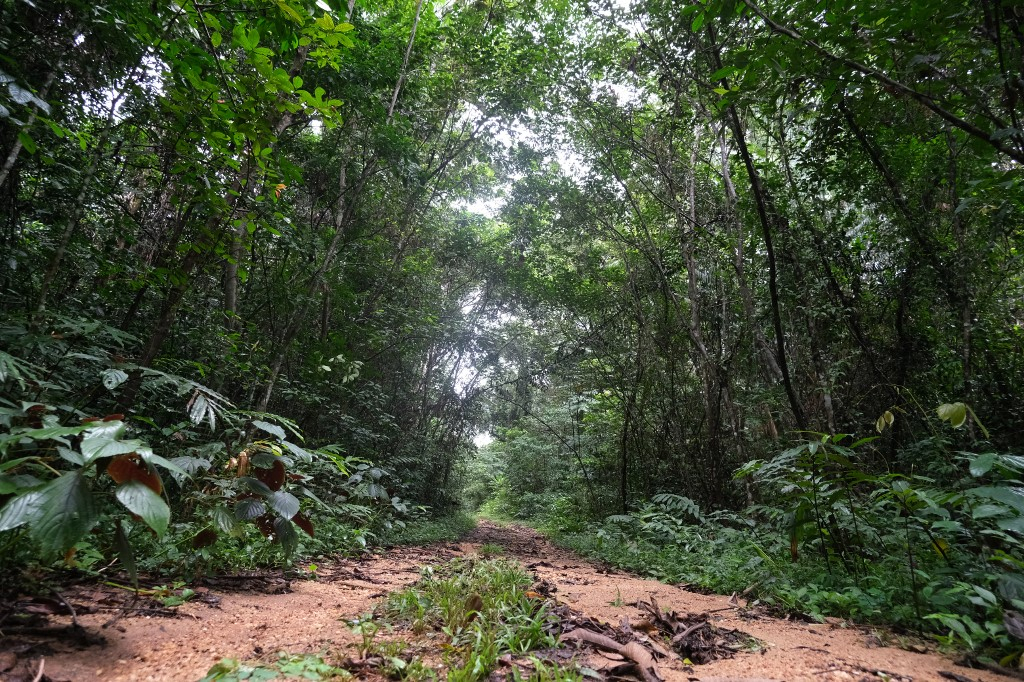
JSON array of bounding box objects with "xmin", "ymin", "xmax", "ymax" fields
[{"xmin": 451, "ymin": 284, "xmax": 517, "ymax": 450}]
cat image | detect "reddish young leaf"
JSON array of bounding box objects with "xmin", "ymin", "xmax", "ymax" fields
[
  {"xmin": 292, "ymin": 512, "xmax": 314, "ymax": 537},
  {"xmin": 192, "ymin": 528, "xmax": 218, "ymax": 548},
  {"xmin": 107, "ymin": 454, "xmax": 163, "ymax": 495},
  {"xmin": 253, "ymin": 513, "xmax": 275, "ymax": 537},
  {"xmin": 255, "ymin": 459, "xmax": 286, "ymax": 491}
]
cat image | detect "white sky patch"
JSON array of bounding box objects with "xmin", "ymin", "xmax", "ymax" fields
[
  {"xmin": 462, "ymin": 196, "xmax": 504, "ymax": 217},
  {"xmin": 473, "ymin": 432, "xmax": 494, "ymax": 447}
]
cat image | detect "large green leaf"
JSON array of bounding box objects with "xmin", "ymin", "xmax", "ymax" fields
[
  {"xmin": 240, "ymin": 476, "xmax": 273, "ymax": 496},
  {"xmin": 0, "ymin": 425, "xmax": 88, "ymax": 454},
  {"xmin": 273, "ymin": 517, "xmax": 298, "ymax": 558},
  {"xmin": 29, "ymin": 471, "xmax": 98, "ymax": 553},
  {"xmin": 970, "ymin": 486, "xmax": 1024, "ymax": 514},
  {"xmin": 267, "ymin": 490, "xmax": 300, "ymax": 519},
  {"xmin": 0, "ymin": 456, "xmax": 41, "ymax": 472},
  {"xmin": 79, "ymin": 421, "xmax": 137, "ymax": 463},
  {"xmin": 0, "ymin": 490, "xmax": 45, "ymax": 531},
  {"xmin": 235, "ymin": 498, "xmax": 267, "ymax": 520},
  {"xmin": 937, "ymin": 403, "xmax": 967, "ymax": 428},
  {"xmin": 0, "ymin": 473, "xmax": 43, "ymax": 495},
  {"xmin": 116, "ymin": 480, "xmax": 170, "ymax": 537},
  {"xmin": 139, "ymin": 450, "xmax": 190, "ymax": 477},
  {"xmin": 969, "ymin": 453, "xmax": 997, "ymax": 477},
  {"xmin": 997, "ymin": 517, "xmax": 1024, "ymax": 534},
  {"xmin": 211, "ymin": 506, "xmax": 237, "ymax": 534},
  {"xmin": 251, "ymin": 420, "xmax": 286, "ymax": 440},
  {"xmin": 283, "ymin": 441, "xmax": 312, "ymax": 462}
]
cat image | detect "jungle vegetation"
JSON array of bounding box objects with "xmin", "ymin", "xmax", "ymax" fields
[{"xmin": 2, "ymin": 0, "xmax": 1023, "ymax": 665}]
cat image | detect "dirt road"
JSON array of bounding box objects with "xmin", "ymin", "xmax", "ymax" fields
[{"xmin": 4, "ymin": 521, "xmax": 1005, "ymax": 682}]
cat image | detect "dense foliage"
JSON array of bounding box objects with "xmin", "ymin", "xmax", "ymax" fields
[
  {"xmin": 0, "ymin": 0, "xmax": 564, "ymax": 576},
  {"xmin": 3, "ymin": 0, "xmax": 1024, "ymax": 666}
]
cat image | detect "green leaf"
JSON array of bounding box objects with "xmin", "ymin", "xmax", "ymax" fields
[
  {"xmin": 970, "ymin": 453, "xmax": 997, "ymax": 477},
  {"xmin": 29, "ymin": 471, "xmax": 98, "ymax": 553},
  {"xmin": 140, "ymin": 452, "xmax": 190, "ymax": 477},
  {"xmin": 277, "ymin": 1, "xmax": 304, "ymax": 22},
  {"xmin": 283, "ymin": 440, "xmax": 312, "ymax": 462},
  {"xmin": 268, "ymin": 490, "xmax": 300, "ymax": 519},
  {"xmin": 0, "ymin": 456, "xmax": 39, "ymax": 473},
  {"xmin": 115, "ymin": 520, "xmax": 138, "ymax": 588},
  {"xmin": 79, "ymin": 420, "xmax": 133, "ymax": 462},
  {"xmin": 273, "ymin": 517, "xmax": 298, "ymax": 558},
  {"xmin": 235, "ymin": 498, "xmax": 266, "ymax": 520},
  {"xmin": 973, "ymin": 503, "xmax": 1010, "ymax": 519},
  {"xmin": 0, "ymin": 490, "xmax": 45, "ymax": 531},
  {"xmin": 211, "ymin": 506, "xmax": 237, "ymax": 533},
  {"xmin": 709, "ymin": 66, "xmax": 738, "ymax": 81},
  {"xmin": 18, "ymin": 130, "xmax": 37, "ymax": 154},
  {"xmin": 969, "ymin": 486, "xmax": 1024, "ymax": 514},
  {"xmin": 972, "ymin": 585, "xmax": 997, "ymax": 606},
  {"xmin": 240, "ymin": 476, "xmax": 273, "ymax": 496},
  {"xmin": 8, "ymin": 425, "xmax": 89, "ymax": 445},
  {"xmin": 937, "ymin": 403, "xmax": 967, "ymax": 428},
  {"xmin": 116, "ymin": 480, "xmax": 170, "ymax": 537},
  {"xmin": 251, "ymin": 420, "xmax": 286, "ymax": 440},
  {"xmin": 0, "ymin": 475, "xmax": 24, "ymax": 495},
  {"xmin": 997, "ymin": 516, "xmax": 1024, "ymax": 533},
  {"xmin": 211, "ymin": 31, "xmax": 222, "ymax": 48},
  {"xmin": 57, "ymin": 446, "xmax": 84, "ymax": 465}
]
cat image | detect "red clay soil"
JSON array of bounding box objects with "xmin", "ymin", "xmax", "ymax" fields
[{"xmin": 0, "ymin": 520, "xmax": 1010, "ymax": 682}]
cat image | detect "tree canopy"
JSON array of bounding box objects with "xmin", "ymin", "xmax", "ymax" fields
[{"xmin": 2, "ymin": 0, "xmax": 1024, "ymax": 660}]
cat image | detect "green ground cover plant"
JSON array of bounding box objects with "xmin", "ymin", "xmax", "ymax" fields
[
  {"xmin": 371, "ymin": 558, "xmax": 569, "ymax": 682},
  {"xmin": 537, "ymin": 432, "xmax": 1024, "ymax": 667}
]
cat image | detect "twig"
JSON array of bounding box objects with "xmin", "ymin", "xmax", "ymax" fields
[
  {"xmin": 102, "ymin": 593, "xmax": 138, "ymax": 629},
  {"xmin": 671, "ymin": 620, "xmax": 705, "ymax": 645},
  {"xmin": 703, "ymin": 605, "xmax": 740, "ymax": 615},
  {"xmin": 51, "ymin": 590, "xmax": 80, "ymax": 629},
  {"xmin": 31, "ymin": 658, "xmax": 44, "ymax": 682}
]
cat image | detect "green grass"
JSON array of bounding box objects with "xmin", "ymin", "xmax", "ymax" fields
[
  {"xmin": 477, "ymin": 543, "xmax": 504, "ymax": 557},
  {"xmin": 201, "ymin": 653, "xmax": 349, "ymax": 681},
  {"xmin": 371, "ymin": 558, "xmax": 571, "ymax": 682},
  {"xmin": 381, "ymin": 511, "xmax": 477, "ymax": 546}
]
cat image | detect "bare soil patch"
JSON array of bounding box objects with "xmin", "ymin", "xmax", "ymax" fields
[{"xmin": 0, "ymin": 521, "xmax": 1008, "ymax": 682}]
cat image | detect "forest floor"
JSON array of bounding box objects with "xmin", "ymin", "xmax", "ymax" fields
[{"xmin": 0, "ymin": 520, "xmax": 1009, "ymax": 682}]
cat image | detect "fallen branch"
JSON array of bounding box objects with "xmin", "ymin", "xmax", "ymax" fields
[
  {"xmin": 560, "ymin": 628, "xmax": 662, "ymax": 682},
  {"xmin": 670, "ymin": 620, "xmax": 705, "ymax": 646}
]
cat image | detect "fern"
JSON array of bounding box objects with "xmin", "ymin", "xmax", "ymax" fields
[{"xmin": 651, "ymin": 493, "xmax": 703, "ymax": 523}]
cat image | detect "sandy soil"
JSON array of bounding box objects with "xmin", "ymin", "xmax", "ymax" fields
[{"xmin": 0, "ymin": 521, "xmax": 1007, "ymax": 682}]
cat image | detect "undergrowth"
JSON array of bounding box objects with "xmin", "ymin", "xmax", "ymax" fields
[
  {"xmin": 379, "ymin": 511, "xmax": 478, "ymax": 547},
  {"xmin": 497, "ymin": 426, "xmax": 1024, "ymax": 668},
  {"xmin": 367, "ymin": 557, "xmax": 570, "ymax": 681},
  {"xmin": 201, "ymin": 652, "xmax": 350, "ymax": 681}
]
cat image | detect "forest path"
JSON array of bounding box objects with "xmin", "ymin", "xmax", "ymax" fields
[{"xmin": 19, "ymin": 521, "xmax": 1004, "ymax": 682}]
